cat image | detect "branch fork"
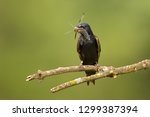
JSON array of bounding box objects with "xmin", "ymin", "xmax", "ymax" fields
[{"xmin": 26, "ymin": 59, "xmax": 150, "ymax": 93}]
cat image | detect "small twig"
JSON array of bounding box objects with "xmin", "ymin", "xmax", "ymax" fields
[{"xmin": 26, "ymin": 59, "xmax": 150, "ymax": 93}]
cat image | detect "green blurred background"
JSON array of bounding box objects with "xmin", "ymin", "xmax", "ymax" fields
[{"xmin": 0, "ymin": 0, "xmax": 150, "ymax": 100}]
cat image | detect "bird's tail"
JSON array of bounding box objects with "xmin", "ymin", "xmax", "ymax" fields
[{"xmin": 85, "ymin": 70, "xmax": 96, "ymax": 85}]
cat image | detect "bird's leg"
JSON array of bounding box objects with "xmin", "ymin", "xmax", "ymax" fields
[
  {"xmin": 80, "ymin": 61, "xmax": 83, "ymax": 66},
  {"xmin": 95, "ymin": 63, "xmax": 100, "ymax": 67},
  {"xmin": 95, "ymin": 62, "xmax": 100, "ymax": 68}
]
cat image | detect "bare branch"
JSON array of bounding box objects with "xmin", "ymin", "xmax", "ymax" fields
[
  {"xmin": 26, "ymin": 65, "xmax": 99, "ymax": 81},
  {"xmin": 26, "ymin": 59, "xmax": 150, "ymax": 93}
]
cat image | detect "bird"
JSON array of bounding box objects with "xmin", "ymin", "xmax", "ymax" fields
[{"xmin": 74, "ymin": 23, "xmax": 101, "ymax": 85}]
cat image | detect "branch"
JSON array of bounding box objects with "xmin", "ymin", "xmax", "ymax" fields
[
  {"xmin": 26, "ymin": 59, "xmax": 150, "ymax": 93},
  {"xmin": 26, "ymin": 65, "xmax": 99, "ymax": 81}
]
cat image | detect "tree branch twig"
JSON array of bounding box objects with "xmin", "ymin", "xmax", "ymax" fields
[{"xmin": 26, "ymin": 59, "xmax": 150, "ymax": 93}]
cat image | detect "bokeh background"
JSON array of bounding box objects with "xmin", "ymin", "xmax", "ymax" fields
[{"xmin": 0, "ymin": 0, "xmax": 150, "ymax": 100}]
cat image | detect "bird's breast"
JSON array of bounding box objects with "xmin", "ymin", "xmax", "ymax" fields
[{"xmin": 80, "ymin": 39, "xmax": 98, "ymax": 65}]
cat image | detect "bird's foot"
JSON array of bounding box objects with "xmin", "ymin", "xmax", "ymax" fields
[
  {"xmin": 80, "ymin": 61, "xmax": 83, "ymax": 66},
  {"xmin": 95, "ymin": 63, "xmax": 103, "ymax": 72},
  {"xmin": 95, "ymin": 63, "xmax": 100, "ymax": 67},
  {"xmin": 78, "ymin": 61, "xmax": 83, "ymax": 69}
]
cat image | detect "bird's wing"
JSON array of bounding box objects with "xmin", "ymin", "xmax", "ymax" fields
[
  {"xmin": 95, "ymin": 36, "xmax": 101, "ymax": 59},
  {"xmin": 77, "ymin": 38, "xmax": 84, "ymax": 61}
]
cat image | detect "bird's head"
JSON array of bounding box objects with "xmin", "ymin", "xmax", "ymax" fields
[
  {"xmin": 74, "ymin": 23, "xmax": 93, "ymax": 35},
  {"xmin": 74, "ymin": 23, "xmax": 93, "ymax": 40}
]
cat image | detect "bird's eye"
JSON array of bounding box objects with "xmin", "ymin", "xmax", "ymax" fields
[{"xmin": 79, "ymin": 25, "xmax": 84, "ymax": 28}]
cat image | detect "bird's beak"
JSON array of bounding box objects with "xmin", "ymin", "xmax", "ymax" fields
[
  {"xmin": 74, "ymin": 27, "xmax": 79, "ymax": 39},
  {"xmin": 74, "ymin": 26, "xmax": 83, "ymax": 39},
  {"xmin": 74, "ymin": 26, "xmax": 83, "ymax": 32},
  {"xmin": 74, "ymin": 26, "xmax": 79, "ymax": 32}
]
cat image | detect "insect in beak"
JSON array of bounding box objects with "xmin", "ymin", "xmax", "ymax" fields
[
  {"xmin": 74, "ymin": 26, "xmax": 79, "ymax": 39},
  {"xmin": 74, "ymin": 26, "xmax": 83, "ymax": 39},
  {"xmin": 74, "ymin": 12, "xmax": 86, "ymax": 39},
  {"xmin": 74, "ymin": 32, "xmax": 77, "ymax": 39}
]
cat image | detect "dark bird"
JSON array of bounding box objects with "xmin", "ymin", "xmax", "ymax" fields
[{"xmin": 74, "ymin": 23, "xmax": 101, "ymax": 85}]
